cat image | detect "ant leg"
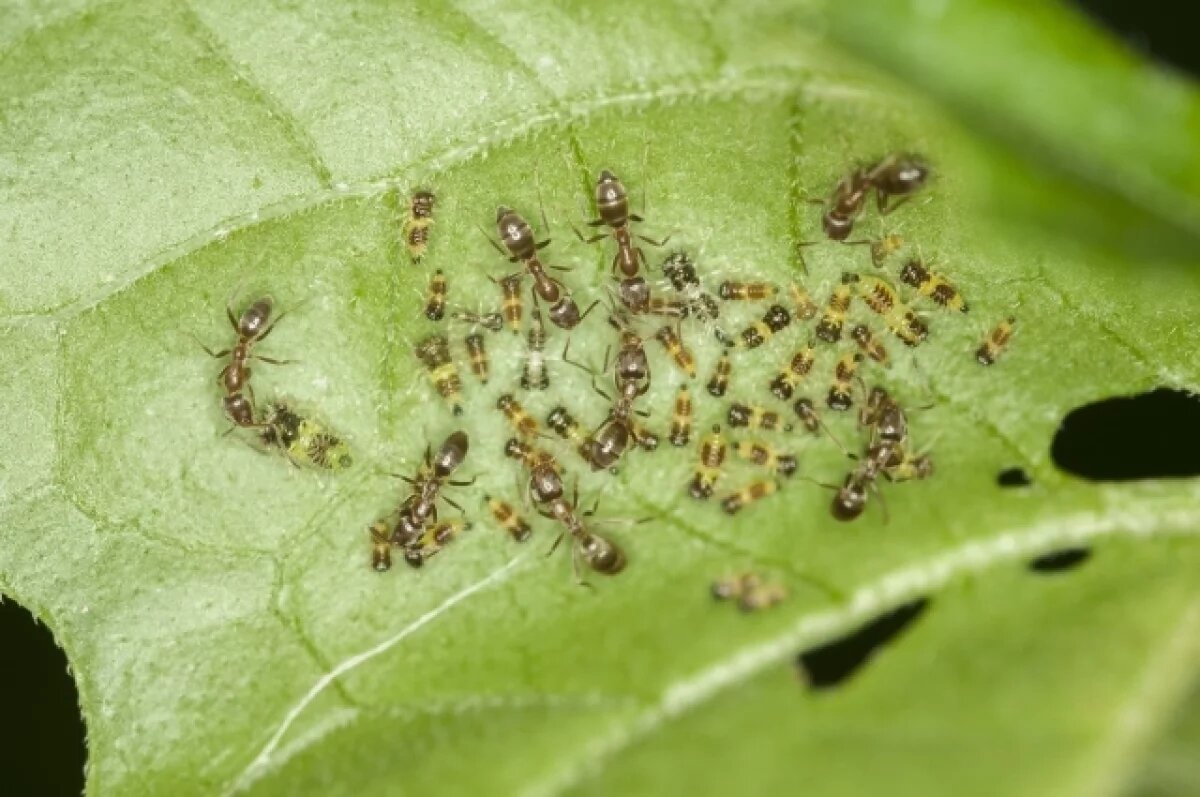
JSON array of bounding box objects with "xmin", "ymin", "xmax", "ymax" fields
[
  {"xmin": 545, "ymin": 531, "xmax": 567, "ymax": 557},
  {"xmin": 870, "ymin": 482, "xmax": 890, "ymax": 523},
  {"xmin": 448, "ymin": 476, "xmax": 476, "ymax": 488},
  {"xmin": 253, "ymin": 354, "xmax": 298, "ymax": 366},
  {"xmin": 573, "ymin": 224, "xmax": 607, "ymax": 245},
  {"xmin": 478, "ymin": 225, "xmax": 518, "ymax": 262},
  {"xmin": 223, "ymin": 279, "xmax": 248, "ymax": 332},
  {"xmin": 877, "ymin": 193, "xmax": 914, "ymax": 217},
  {"xmin": 589, "ymin": 376, "xmax": 612, "ymax": 404},
  {"xmin": 576, "ymin": 299, "xmax": 600, "ymax": 325},
  {"xmin": 443, "ymin": 495, "xmax": 464, "ymax": 513},
  {"xmin": 192, "ymin": 334, "xmax": 230, "ymax": 359},
  {"xmin": 561, "ymin": 338, "xmax": 598, "ymax": 376},
  {"xmin": 571, "ymin": 546, "xmax": 593, "ymax": 589}
]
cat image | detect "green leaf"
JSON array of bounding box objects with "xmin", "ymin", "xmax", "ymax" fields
[{"xmin": 1, "ymin": 2, "xmax": 1197, "ymax": 796}]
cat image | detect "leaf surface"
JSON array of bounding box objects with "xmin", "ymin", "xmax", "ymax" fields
[{"xmin": 0, "ymin": 2, "xmax": 1198, "ymax": 795}]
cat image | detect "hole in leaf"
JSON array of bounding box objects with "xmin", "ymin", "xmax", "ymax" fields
[
  {"xmin": 795, "ymin": 598, "xmax": 929, "ymax": 690},
  {"xmin": 1072, "ymin": 0, "xmax": 1200, "ymax": 79},
  {"xmin": 997, "ymin": 467, "xmax": 1032, "ymax": 487},
  {"xmin": 0, "ymin": 599, "xmax": 87, "ymax": 797},
  {"xmin": 1029, "ymin": 547, "xmax": 1092, "ymax": 574},
  {"xmin": 1051, "ymin": 388, "xmax": 1200, "ymax": 481}
]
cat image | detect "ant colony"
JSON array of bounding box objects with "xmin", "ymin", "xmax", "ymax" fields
[{"xmin": 199, "ymin": 150, "xmax": 1013, "ymax": 596}]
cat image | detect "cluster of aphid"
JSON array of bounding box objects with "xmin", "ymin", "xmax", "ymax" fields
[{"xmin": 202, "ymin": 153, "xmax": 1017, "ymax": 592}]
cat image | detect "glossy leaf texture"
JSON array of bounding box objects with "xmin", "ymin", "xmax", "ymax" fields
[{"xmin": 0, "ymin": 1, "xmax": 1198, "ymax": 796}]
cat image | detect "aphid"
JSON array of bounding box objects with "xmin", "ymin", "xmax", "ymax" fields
[
  {"xmin": 497, "ymin": 393, "xmax": 540, "ymax": 438},
  {"xmin": 735, "ymin": 441, "xmax": 798, "ymax": 478},
  {"xmin": 720, "ymin": 479, "xmax": 780, "ymax": 515},
  {"xmin": 887, "ymin": 308, "xmax": 930, "ymax": 347},
  {"xmin": 492, "ymin": 273, "xmax": 524, "ymax": 334},
  {"xmin": 711, "ymin": 572, "xmax": 787, "ymax": 613},
  {"xmin": 464, "ymin": 333, "xmax": 489, "ymax": 384},
  {"xmin": 852, "ymin": 274, "xmax": 928, "ymax": 347},
  {"xmin": 451, "ymin": 309, "xmax": 504, "ymax": 332},
  {"xmin": 424, "ymin": 269, "xmax": 448, "ymax": 321},
  {"xmin": 727, "ymin": 402, "xmax": 791, "ymax": 432},
  {"xmin": 404, "ymin": 519, "xmax": 473, "ymax": 568},
  {"xmin": 391, "ymin": 431, "xmax": 472, "ymax": 543},
  {"xmin": 976, "ymin": 317, "xmax": 1016, "ymax": 365},
  {"xmin": 491, "ymin": 206, "xmax": 585, "ymax": 330},
  {"xmin": 259, "ymin": 401, "xmax": 353, "ymax": 470},
  {"xmin": 858, "ymin": 386, "xmax": 909, "ymax": 448},
  {"xmin": 485, "ymin": 495, "xmax": 532, "ymax": 543},
  {"xmin": 851, "ymin": 324, "xmax": 889, "ymax": 365},
  {"xmin": 826, "ymin": 352, "xmax": 864, "ymax": 411},
  {"xmin": 899, "ymin": 258, "xmax": 968, "ymax": 313},
  {"xmin": 792, "ymin": 397, "xmax": 821, "ymax": 434},
  {"xmin": 520, "ymin": 306, "xmax": 550, "ymax": 390},
  {"xmin": 368, "ymin": 520, "xmax": 392, "ymax": 572},
  {"xmin": 848, "ymin": 232, "xmax": 904, "ymax": 268},
  {"xmin": 662, "ymin": 250, "xmax": 699, "ymax": 291},
  {"xmin": 670, "ymin": 386, "xmax": 693, "ymax": 447},
  {"xmin": 414, "ymin": 335, "xmax": 463, "ymax": 415},
  {"xmin": 689, "ymin": 425, "xmax": 726, "ymax": 499},
  {"xmin": 630, "ymin": 421, "xmax": 660, "ymax": 451},
  {"xmin": 815, "ymin": 278, "xmax": 853, "ymax": 343},
  {"xmin": 706, "ymin": 354, "xmax": 732, "ymax": 398},
  {"xmin": 719, "ymin": 304, "xmax": 791, "ymax": 350},
  {"xmin": 850, "ymin": 272, "xmax": 893, "ymax": 315},
  {"xmin": 404, "ymin": 189, "xmax": 436, "ymax": 264},
  {"xmin": 887, "ymin": 451, "xmax": 934, "ymax": 482},
  {"xmin": 868, "ymin": 154, "xmax": 931, "ymax": 215},
  {"xmin": 645, "ymin": 295, "xmax": 689, "ymax": 319},
  {"xmin": 654, "ymin": 325, "xmax": 696, "ymax": 378},
  {"xmin": 577, "ymin": 169, "xmax": 665, "ymax": 278},
  {"xmin": 718, "ymin": 281, "xmax": 778, "ymax": 301},
  {"xmin": 788, "ymin": 283, "xmax": 819, "ymax": 320},
  {"xmin": 546, "ymin": 405, "xmax": 595, "ymax": 463},
  {"xmin": 769, "ymin": 341, "xmax": 817, "ymax": 401},
  {"xmin": 687, "ymin": 293, "xmax": 721, "ymax": 323}
]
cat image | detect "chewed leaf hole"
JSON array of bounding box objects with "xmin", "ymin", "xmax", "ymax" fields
[
  {"xmin": 1051, "ymin": 388, "xmax": 1200, "ymax": 481},
  {"xmin": 0, "ymin": 599, "xmax": 87, "ymax": 796},
  {"xmin": 1028, "ymin": 547, "xmax": 1092, "ymax": 574},
  {"xmin": 997, "ymin": 467, "xmax": 1032, "ymax": 487},
  {"xmin": 795, "ymin": 598, "xmax": 929, "ymax": 691}
]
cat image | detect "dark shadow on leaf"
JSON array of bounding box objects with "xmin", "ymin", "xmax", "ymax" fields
[
  {"xmin": 795, "ymin": 598, "xmax": 929, "ymax": 691},
  {"xmin": 1028, "ymin": 547, "xmax": 1092, "ymax": 574},
  {"xmin": 997, "ymin": 467, "xmax": 1033, "ymax": 487},
  {"xmin": 0, "ymin": 598, "xmax": 87, "ymax": 797},
  {"xmin": 1051, "ymin": 388, "xmax": 1200, "ymax": 481}
]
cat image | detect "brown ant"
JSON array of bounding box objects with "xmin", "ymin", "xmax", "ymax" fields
[
  {"xmin": 390, "ymin": 431, "xmax": 473, "ymax": 546},
  {"xmin": 811, "ymin": 154, "xmax": 930, "ymax": 241},
  {"xmin": 486, "ymin": 206, "xmax": 592, "ymax": 330},
  {"xmin": 542, "ymin": 480, "xmax": 631, "ymax": 584},
  {"xmin": 197, "ymin": 291, "xmax": 294, "ymax": 429},
  {"xmin": 575, "ymin": 169, "xmax": 668, "ymax": 278}
]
